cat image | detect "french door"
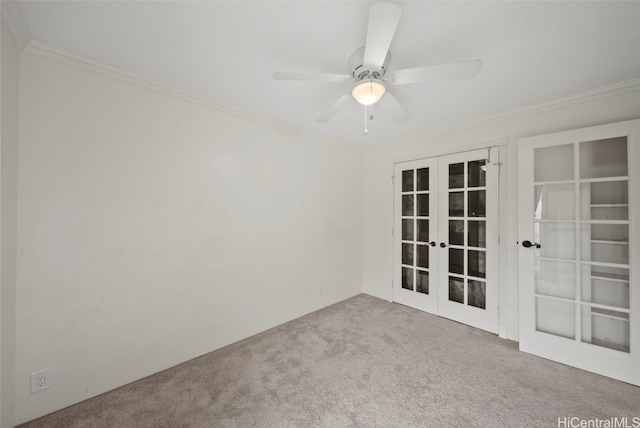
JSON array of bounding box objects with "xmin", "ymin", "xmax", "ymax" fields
[
  {"xmin": 394, "ymin": 157, "xmax": 439, "ymax": 314},
  {"xmin": 518, "ymin": 120, "xmax": 640, "ymax": 385},
  {"xmin": 394, "ymin": 148, "xmax": 499, "ymax": 333}
]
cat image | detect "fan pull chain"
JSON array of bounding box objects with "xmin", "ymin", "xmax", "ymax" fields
[
  {"xmin": 363, "ymin": 104, "xmax": 376, "ymax": 135},
  {"xmin": 364, "ymin": 105, "xmax": 368, "ymax": 135}
]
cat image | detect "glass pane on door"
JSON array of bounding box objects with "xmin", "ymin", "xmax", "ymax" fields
[
  {"xmin": 449, "ymin": 220, "xmax": 464, "ymax": 246},
  {"xmin": 449, "ymin": 163, "xmax": 464, "ymax": 188},
  {"xmin": 468, "ymin": 280, "xmax": 486, "ymax": 309},
  {"xmin": 534, "ymin": 143, "xmax": 574, "ymax": 182},
  {"xmin": 581, "ymin": 306, "xmax": 630, "ymax": 352},
  {"xmin": 402, "ymin": 170, "xmax": 414, "ymax": 192},
  {"xmin": 468, "ymin": 221, "xmax": 486, "ymax": 247},
  {"xmin": 534, "ymin": 183, "xmax": 575, "ymax": 220},
  {"xmin": 581, "ymin": 265, "xmax": 629, "ymax": 308},
  {"xmin": 416, "ymin": 271, "xmax": 429, "ymax": 294},
  {"xmin": 579, "ymin": 137, "xmax": 628, "ymax": 179},
  {"xmin": 536, "ymin": 297, "xmax": 575, "ymax": 339},
  {"xmin": 402, "ymin": 219, "xmax": 414, "ymax": 241},
  {"xmin": 468, "ymin": 160, "xmax": 486, "ymax": 187},
  {"xmin": 402, "ymin": 195, "xmax": 414, "ymax": 216},
  {"xmin": 402, "ymin": 267, "xmax": 413, "ymax": 290},
  {"xmin": 417, "ymin": 168, "xmax": 429, "ymax": 191},
  {"xmin": 417, "ymin": 220, "xmax": 429, "ymax": 242},
  {"xmin": 535, "ymin": 260, "xmax": 575, "ymax": 299}
]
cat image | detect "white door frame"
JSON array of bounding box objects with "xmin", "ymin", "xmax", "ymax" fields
[{"xmin": 391, "ymin": 141, "xmax": 507, "ymax": 336}]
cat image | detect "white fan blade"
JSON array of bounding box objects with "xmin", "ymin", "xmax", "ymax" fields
[
  {"xmin": 273, "ymin": 72, "xmax": 351, "ymax": 83},
  {"xmin": 390, "ymin": 60, "xmax": 482, "ymax": 85},
  {"xmin": 378, "ymin": 91, "xmax": 410, "ymax": 123},
  {"xmin": 363, "ymin": 2, "xmax": 401, "ymax": 70},
  {"xmin": 316, "ymin": 93, "xmax": 352, "ymax": 123}
]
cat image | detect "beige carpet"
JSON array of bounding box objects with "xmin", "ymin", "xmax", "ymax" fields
[{"xmin": 19, "ymin": 294, "xmax": 640, "ymax": 427}]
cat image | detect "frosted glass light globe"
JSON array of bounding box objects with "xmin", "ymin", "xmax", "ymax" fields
[{"xmin": 351, "ymin": 79, "xmax": 386, "ymax": 105}]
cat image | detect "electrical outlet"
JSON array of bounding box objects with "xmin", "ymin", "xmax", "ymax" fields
[{"xmin": 30, "ymin": 369, "xmax": 50, "ymax": 394}]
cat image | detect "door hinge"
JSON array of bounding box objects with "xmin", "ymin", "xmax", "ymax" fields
[
  {"xmin": 495, "ymin": 161, "xmax": 503, "ymax": 175},
  {"xmin": 497, "ymin": 234, "xmax": 501, "ymax": 245},
  {"xmin": 488, "ymin": 147, "xmax": 502, "ymax": 175},
  {"xmin": 391, "ymin": 175, "xmax": 395, "ymax": 185}
]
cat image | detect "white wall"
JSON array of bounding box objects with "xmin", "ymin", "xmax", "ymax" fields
[
  {"xmin": 15, "ymin": 51, "xmax": 363, "ymax": 424},
  {"xmin": 362, "ymin": 81, "xmax": 640, "ymax": 341},
  {"xmin": 0, "ymin": 5, "xmax": 22, "ymax": 427},
  {"xmin": 12, "ymin": 36, "xmax": 640, "ymax": 428}
]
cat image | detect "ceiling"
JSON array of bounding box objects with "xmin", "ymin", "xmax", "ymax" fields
[{"xmin": 17, "ymin": 1, "xmax": 640, "ymax": 147}]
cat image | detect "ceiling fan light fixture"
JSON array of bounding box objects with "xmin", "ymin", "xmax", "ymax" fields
[{"xmin": 351, "ymin": 79, "xmax": 386, "ymax": 105}]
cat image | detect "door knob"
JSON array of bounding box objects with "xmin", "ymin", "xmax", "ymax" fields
[
  {"xmin": 522, "ymin": 240, "xmax": 541, "ymax": 249},
  {"xmin": 429, "ymin": 241, "xmax": 436, "ymax": 247},
  {"xmin": 440, "ymin": 242, "xmax": 447, "ymax": 248}
]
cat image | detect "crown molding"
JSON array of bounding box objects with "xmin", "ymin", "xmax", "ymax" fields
[
  {"xmin": 1, "ymin": 0, "xmax": 33, "ymax": 50},
  {"xmin": 366, "ymin": 78, "xmax": 640, "ymax": 153},
  {"xmin": 22, "ymin": 40, "xmax": 638, "ymax": 156},
  {"xmin": 24, "ymin": 40, "xmax": 362, "ymax": 154}
]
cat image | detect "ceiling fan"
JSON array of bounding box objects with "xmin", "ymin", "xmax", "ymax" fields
[{"xmin": 273, "ymin": 2, "xmax": 482, "ymax": 132}]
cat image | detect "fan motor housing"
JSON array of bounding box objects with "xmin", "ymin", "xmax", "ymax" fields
[{"xmin": 349, "ymin": 46, "xmax": 391, "ymax": 81}]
